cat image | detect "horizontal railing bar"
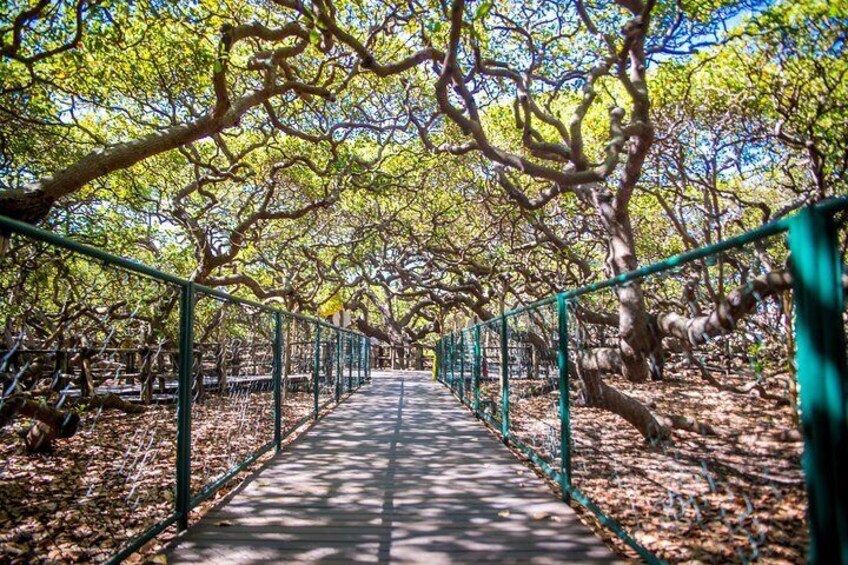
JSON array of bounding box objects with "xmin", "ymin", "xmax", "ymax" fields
[
  {"xmin": 195, "ymin": 285, "xmax": 363, "ymax": 336},
  {"xmin": 284, "ymin": 413, "xmax": 316, "ymax": 437},
  {"xmin": 193, "ymin": 285, "xmax": 280, "ymax": 313},
  {"xmin": 501, "ymin": 295, "xmax": 559, "ymax": 319},
  {"xmin": 284, "ymin": 309, "xmax": 365, "ymax": 335},
  {"xmin": 0, "ymin": 213, "xmax": 187, "ymax": 285},
  {"xmin": 103, "ymin": 512, "xmax": 179, "ymax": 565},
  {"xmin": 812, "ymin": 196, "xmax": 848, "ymax": 215},
  {"xmin": 190, "ymin": 440, "xmax": 277, "ymax": 509},
  {"xmin": 441, "ymin": 197, "xmax": 848, "ymax": 335},
  {"xmin": 508, "ymin": 435, "xmax": 560, "ymax": 482},
  {"xmin": 558, "ymin": 217, "xmax": 792, "ymax": 301},
  {"xmin": 567, "ymin": 484, "xmax": 664, "ymax": 564}
]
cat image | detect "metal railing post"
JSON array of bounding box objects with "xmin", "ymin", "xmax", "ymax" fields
[
  {"xmin": 451, "ymin": 334, "xmax": 457, "ymax": 391},
  {"xmin": 442, "ymin": 339, "xmax": 446, "ymax": 383},
  {"xmin": 450, "ymin": 335, "xmax": 455, "ymax": 388},
  {"xmin": 444, "ymin": 336, "xmax": 450, "ymax": 387},
  {"xmin": 557, "ymin": 295, "xmax": 572, "ymax": 501},
  {"xmin": 354, "ymin": 338, "xmax": 359, "ymax": 387},
  {"xmin": 473, "ymin": 326, "xmax": 481, "ymax": 415},
  {"xmin": 175, "ymin": 282, "xmax": 194, "ymax": 531},
  {"xmin": 357, "ymin": 337, "xmax": 362, "ymax": 386},
  {"xmin": 445, "ymin": 337, "xmax": 450, "ymax": 387},
  {"xmin": 312, "ymin": 325, "xmax": 321, "ymax": 419},
  {"xmin": 454, "ymin": 334, "xmax": 459, "ymax": 391},
  {"xmin": 435, "ymin": 340, "xmax": 441, "ymax": 382},
  {"xmin": 335, "ymin": 331, "xmax": 342, "ymax": 402},
  {"xmin": 500, "ymin": 316, "xmax": 509, "ymax": 440},
  {"xmin": 459, "ymin": 332, "xmax": 466, "ymax": 401},
  {"xmin": 348, "ymin": 338, "xmax": 353, "ymax": 392},
  {"xmin": 366, "ymin": 339, "xmax": 371, "ymax": 382},
  {"xmin": 789, "ymin": 206, "xmax": 848, "ymax": 564},
  {"xmin": 445, "ymin": 339, "xmax": 449, "ymax": 384},
  {"xmin": 273, "ymin": 311, "xmax": 283, "ymax": 451}
]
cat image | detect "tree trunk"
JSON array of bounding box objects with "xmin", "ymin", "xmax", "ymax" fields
[
  {"xmin": 88, "ymin": 393, "xmax": 147, "ymax": 414},
  {"xmin": 593, "ymin": 189, "xmax": 654, "ymax": 383},
  {"xmin": 414, "ymin": 346, "xmax": 424, "ymax": 370},
  {"xmin": 780, "ymin": 290, "xmax": 799, "ymax": 426},
  {"xmin": 2, "ymin": 392, "xmax": 147, "ymax": 452},
  {"xmin": 0, "ymin": 395, "xmax": 80, "ymax": 453},
  {"xmin": 578, "ymin": 367, "xmax": 670, "ymax": 440},
  {"xmin": 572, "ymin": 347, "xmax": 669, "ymax": 439},
  {"xmin": 140, "ymin": 347, "xmax": 154, "ymax": 404},
  {"xmin": 216, "ymin": 343, "xmax": 228, "ymax": 391},
  {"xmin": 77, "ymin": 349, "xmax": 96, "ymax": 398},
  {"xmin": 194, "ymin": 350, "xmax": 205, "ymax": 404}
]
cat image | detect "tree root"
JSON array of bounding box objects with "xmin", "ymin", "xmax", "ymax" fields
[
  {"xmin": 1, "ymin": 392, "xmax": 147, "ymax": 452},
  {"xmin": 0, "ymin": 395, "xmax": 80, "ymax": 453},
  {"xmin": 662, "ymin": 414, "xmax": 717, "ymax": 436},
  {"xmin": 86, "ymin": 393, "xmax": 147, "ymax": 414},
  {"xmin": 579, "ymin": 368, "xmax": 671, "ymax": 441}
]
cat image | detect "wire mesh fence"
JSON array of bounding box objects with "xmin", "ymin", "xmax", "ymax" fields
[
  {"xmin": 566, "ymin": 230, "xmax": 807, "ymax": 563},
  {"xmin": 316, "ymin": 325, "xmax": 336, "ymax": 409},
  {"xmin": 339, "ymin": 332, "xmax": 351, "ymax": 395},
  {"xmin": 436, "ymin": 201, "xmax": 848, "ymax": 564},
  {"xmin": 190, "ymin": 292, "xmax": 276, "ymax": 501},
  {"xmin": 505, "ymin": 303, "xmax": 560, "ymax": 473},
  {"xmin": 478, "ymin": 319, "xmax": 504, "ymax": 427},
  {"xmin": 459, "ymin": 329, "xmax": 475, "ymax": 407},
  {"xmin": 350, "ymin": 334, "xmax": 366, "ymax": 389},
  {"xmin": 0, "ymin": 237, "xmax": 181, "ymax": 563},
  {"xmin": 0, "ymin": 214, "xmax": 370, "ymax": 563},
  {"xmin": 284, "ymin": 316, "xmax": 318, "ymax": 429}
]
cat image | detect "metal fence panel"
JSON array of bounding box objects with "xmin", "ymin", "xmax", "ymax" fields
[
  {"xmin": 0, "ymin": 234, "xmax": 181, "ymax": 562},
  {"xmin": 0, "ymin": 214, "xmax": 370, "ymax": 563},
  {"xmin": 434, "ymin": 201, "xmax": 848, "ymax": 564}
]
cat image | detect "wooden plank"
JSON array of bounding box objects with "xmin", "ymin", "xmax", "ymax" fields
[{"xmin": 165, "ymin": 371, "xmax": 620, "ymax": 564}]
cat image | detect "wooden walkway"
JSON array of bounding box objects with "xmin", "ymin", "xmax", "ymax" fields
[{"xmin": 166, "ymin": 371, "xmax": 619, "ymax": 564}]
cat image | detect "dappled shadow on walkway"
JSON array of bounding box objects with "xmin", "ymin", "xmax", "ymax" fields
[{"xmin": 165, "ymin": 371, "xmax": 619, "ymax": 564}]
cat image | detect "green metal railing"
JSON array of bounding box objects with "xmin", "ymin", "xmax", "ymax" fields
[
  {"xmin": 436, "ymin": 200, "xmax": 848, "ymax": 564},
  {"xmin": 0, "ymin": 214, "xmax": 371, "ymax": 563}
]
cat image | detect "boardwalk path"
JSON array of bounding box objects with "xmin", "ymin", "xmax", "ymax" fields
[{"xmin": 166, "ymin": 371, "xmax": 619, "ymax": 564}]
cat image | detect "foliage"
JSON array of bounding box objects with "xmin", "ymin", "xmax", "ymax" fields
[{"xmin": 0, "ymin": 0, "xmax": 842, "ymax": 347}]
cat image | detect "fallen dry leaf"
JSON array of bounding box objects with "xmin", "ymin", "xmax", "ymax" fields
[{"xmin": 214, "ymin": 520, "xmax": 234, "ymax": 527}]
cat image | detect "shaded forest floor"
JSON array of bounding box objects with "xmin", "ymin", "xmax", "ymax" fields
[
  {"xmin": 504, "ymin": 368, "xmax": 807, "ymax": 564},
  {"xmin": 0, "ymin": 390, "xmax": 336, "ymax": 563},
  {"xmin": 2, "ymin": 369, "xmax": 809, "ymax": 564}
]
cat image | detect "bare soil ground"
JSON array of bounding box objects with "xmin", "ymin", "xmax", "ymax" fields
[
  {"xmin": 0, "ymin": 391, "xmax": 320, "ymax": 564},
  {"xmin": 506, "ymin": 369, "xmax": 807, "ymax": 564}
]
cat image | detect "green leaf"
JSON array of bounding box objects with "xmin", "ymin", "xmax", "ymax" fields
[
  {"xmin": 426, "ymin": 19, "xmax": 442, "ymax": 33},
  {"xmin": 475, "ymin": 1, "xmax": 493, "ymax": 20},
  {"xmin": 213, "ymin": 60, "xmax": 223, "ymax": 74},
  {"xmin": 309, "ymin": 28, "xmax": 321, "ymax": 47}
]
